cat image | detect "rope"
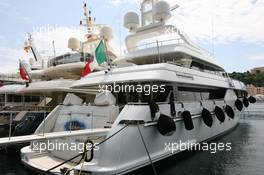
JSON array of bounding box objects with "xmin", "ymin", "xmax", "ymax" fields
[
  {"xmin": 137, "ymin": 124, "xmax": 158, "ymax": 175},
  {"xmin": 79, "ymin": 140, "xmax": 94, "ymax": 164},
  {"xmin": 78, "ymin": 150, "xmax": 87, "ymax": 175},
  {"xmin": 63, "ymin": 165, "xmax": 74, "ymax": 175},
  {"xmin": 44, "ymin": 124, "xmax": 128, "ymax": 174}
]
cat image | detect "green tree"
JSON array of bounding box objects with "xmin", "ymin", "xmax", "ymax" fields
[{"xmin": 229, "ymin": 72, "xmax": 264, "ymax": 87}]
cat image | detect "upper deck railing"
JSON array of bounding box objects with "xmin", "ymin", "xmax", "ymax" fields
[
  {"xmin": 125, "ymin": 38, "xmax": 184, "ymax": 53},
  {"xmin": 125, "ymin": 38, "xmax": 214, "ymax": 59},
  {"xmin": 47, "ymin": 53, "xmax": 83, "ymax": 68},
  {"xmin": 122, "ymin": 38, "xmax": 227, "ymax": 78}
]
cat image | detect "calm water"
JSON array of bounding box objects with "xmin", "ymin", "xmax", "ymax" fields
[{"xmin": 1, "ymin": 114, "xmax": 264, "ymax": 175}]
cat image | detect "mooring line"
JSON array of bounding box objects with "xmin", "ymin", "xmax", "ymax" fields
[
  {"xmin": 137, "ymin": 124, "xmax": 158, "ymax": 175},
  {"xmin": 44, "ymin": 124, "xmax": 128, "ymax": 174}
]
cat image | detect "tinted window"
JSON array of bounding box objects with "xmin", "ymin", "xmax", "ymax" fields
[{"xmin": 178, "ymin": 87, "xmax": 226, "ymax": 101}]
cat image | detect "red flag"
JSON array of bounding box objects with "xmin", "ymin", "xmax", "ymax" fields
[
  {"xmin": 81, "ymin": 59, "xmax": 93, "ymax": 77},
  {"xmin": 19, "ymin": 61, "xmax": 31, "ymax": 82}
]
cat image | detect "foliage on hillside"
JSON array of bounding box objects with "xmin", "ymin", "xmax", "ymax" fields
[{"xmin": 229, "ymin": 72, "xmax": 264, "ymax": 87}]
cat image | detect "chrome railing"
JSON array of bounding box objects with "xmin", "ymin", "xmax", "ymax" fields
[
  {"xmin": 47, "ymin": 53, "xmax": 83, "ymax": 67},
  {"xmin": 125, "ymin": 38, "xmax": 214, "ymax": 59},
  {"xmin": 126, "ymin": 38, "xmax": 185, "ymax": 53}
]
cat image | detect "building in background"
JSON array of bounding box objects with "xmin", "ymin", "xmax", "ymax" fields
[
  {"xmin": 251, "ymin": 67, "xmax": 264, "ymax": 74},
  {"xmin": 247, "ymin": 84, "xmax": 264, "ymax": 96}
]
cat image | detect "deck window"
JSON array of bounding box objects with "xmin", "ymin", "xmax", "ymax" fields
[
  {"xmin": 178, "ymin": 87, "xmax": 226, "ymax": 101},
  {"xmin": 7, "ymin": 94, "xmax": 22, "ymax": 103}
]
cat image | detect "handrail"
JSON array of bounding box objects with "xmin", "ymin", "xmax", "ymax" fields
[
  {"xmin": 0, "ymin": 128, "xmax": 110, "ymax": 146},
  {"xmin": 47, "ymin": 53, "xmax": 84, "ymax": 68},
  {"xmin": 124, "ymin": 38, "xmax": 214, "ymax": 59}
]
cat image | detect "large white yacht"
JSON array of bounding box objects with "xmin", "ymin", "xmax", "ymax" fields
[
  {"xmin": 18, "ymin": 0, "xmax": 256, "ymax": 174},
  {"xmin": 16, "ymin": 1, "xmax": 116, "ymax": 108}
]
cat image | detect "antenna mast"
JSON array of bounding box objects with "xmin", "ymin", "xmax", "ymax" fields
[
  {"xmin": 211, "ymin": 2, "xmax": 215, "ymax": 57},
  {"xmin": 80, "ymin": 2, "xmax": 94, "ymax": 34},
  {"xmin": 141, "ymin": 0, "xmax": 157, "ymax": 26},
  {"xmin": 52, "ymin": 40, "xmax": 56, "ymax": 57},
  {"xmin": 25, "ymin": 33, "xmax": 42, "ymax": 63}
]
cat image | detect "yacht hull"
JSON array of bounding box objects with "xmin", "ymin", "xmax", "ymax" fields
[
  {"xmin": 74, "ymin": 112, "xmax": 239, "ymax": 175},
  {"xmin": 21, "ymin": 100, "xmax": 241, "ymax": 175}
]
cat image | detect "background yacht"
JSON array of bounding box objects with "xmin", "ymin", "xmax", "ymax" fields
[
  {"xmin": 1, "ymin": 2, "xmax": 116, "ymax": 139},
  {"xmin": 0, "ymin": 84, "xmax": 44, "ymax": 137}
]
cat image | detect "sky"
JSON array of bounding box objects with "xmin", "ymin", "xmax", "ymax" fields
[{"xmin": 0, "ymin": 0, "xmax": 263, "ymax": 73}]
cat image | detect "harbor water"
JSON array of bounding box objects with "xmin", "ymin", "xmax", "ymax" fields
[{"xmin": 1, "ymin": 109, "xmax": 264, "ymax": 175}]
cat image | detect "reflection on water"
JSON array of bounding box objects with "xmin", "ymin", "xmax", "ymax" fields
[
  {"xmin": 1, "ymin": 115, "xmax": 264, "ymax": 175},
  {"xmin": 0, "ymin": 150, "xmax": 33, "ymax": 175},
  {"xmin": 131, "ymin": 115, "xmax": 264, "ymax": 175}
]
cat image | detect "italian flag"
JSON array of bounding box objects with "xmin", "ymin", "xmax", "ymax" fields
[{"xmin": 82, "ymin": 40, "xmax": 108, "ymax": 77}]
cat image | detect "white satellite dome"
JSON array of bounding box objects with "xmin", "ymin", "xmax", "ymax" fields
[
  {"xmin": 68, "ymin": 37, "xmax": 80, "ymax": 51},
  {"xmin": 153, "ymin": 1, "xmax": 171, "ymax": 22},
  {"xmin": 100, "ymin": 26, "xmax": 113, "ymax": 41},
  {"xmin": 124, "ymin": 12, "xmax": 139, "ymax": 31}
]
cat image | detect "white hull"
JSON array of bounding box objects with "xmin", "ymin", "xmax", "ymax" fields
[
  {"xmin": 73, "ymin": 102, "xmax": 239, "ymax": 175},
  {"xmin": 21, "ymin": 99, "xmax": 241, "ymax": 174}
]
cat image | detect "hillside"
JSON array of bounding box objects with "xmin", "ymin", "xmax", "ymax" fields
[{"xmin": 229, "ymin": 72, "xmax": 264, "ymax": 87}]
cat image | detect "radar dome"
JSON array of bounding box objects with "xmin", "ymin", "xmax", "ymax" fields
[
  {"xmin": 100, "ymin": 26, "xmax": 113, "ymax": 41},
  {"xmin": 124, "ymin": 12, "xmax": 139, "ymax": 31},
  {"xmin": 68, "ymin": 37, "xmax": 80, "ymax": 51},
  {"xmin": 153, "ymin": 1, "xmax": 171, "ymax": 22}
]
